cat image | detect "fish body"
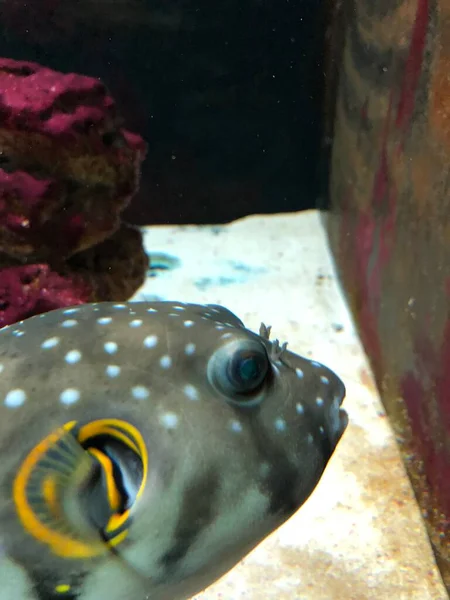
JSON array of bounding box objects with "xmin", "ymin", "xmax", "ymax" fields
[{"xmin": 0, "ymin": 302, "xmax": 347, "ymax": 600}]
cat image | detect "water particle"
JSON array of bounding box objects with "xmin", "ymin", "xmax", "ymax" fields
[
  {"xmin": 132, "ymin": 385, "xmax": 150, "ymax": 400},
  {"xmin": 183, "ymin": 384, "xmax": 199, "ymax": 401},
  {"xmin": 274, "ymin": 417, "xmax": 287, "ymax": 432},
  {"xmin": 319, "ymin": 426, "xmax": 325, "ymax": 434},
  {"xmin": 160, "ymin": 355, "xmax": 172, "ymax": 369},
  {"xmin": 143, "ymin": 335, "xmax": 158, "ymax": 349},
  {"xmin": 296, "ymin": 403, "xmax": 304, "ymax": 414},
  {"xmin": 5, "ymin": 389, "xmax": 27, "ymax": 408},
  {"xmin": 106, "ymin": 365, "xmax": 121, "ymax": 378},
  {"xmin": 60, "ymin": 388, "xmax": 80, "ymax": 405},
  {"xmin": 41, "ymin": 337, "xmax": 60, "ymax": 349},
  {"xmin": 160, "ymin": 412, "xmax": 179, "ymax": 429},
  {"xmin": 65, "ymin": 350, "xmax": 82, "ymax": 365},
  {"xmin": 316, "ymin": 397, "xmax": 324, "ymax": 406},
  {"xmin": 307, "ymin": 433, "xmax": 314, "ymax": 443},
  {"xmin": 320, "ymin": 375, "xmax": 329, "ymax": 385},
  {"xmin": 61, "ymin": 319, "xmax": 78, "ymax": 328},
  {"xmin": 129, "ymin": 319, "xmax": 143, "ymax": 328},
  {"xmin": 229, "ymin": 420, "xmax": 243, "ymax": 433},
  {"xmin": 184, "ymin": 343, "xmax": 196, "ymax": 356},
  {"xmin": 0, "ymin": 364, "xmax": 3, "ymax": 374},
  {"xmin": 184, "ymin": 320, "xmax": 195, "ymax": 327},
  {"xmin": 295, "ymin": 368, "xmax": 304, "ymax": 379},
  {"xmin": 104, "ymin": 341, "xmax": 118, "ymax": 355},
  {"xmin": 97, "ymin": 317, "xmax": 112, "ymax": 325}
]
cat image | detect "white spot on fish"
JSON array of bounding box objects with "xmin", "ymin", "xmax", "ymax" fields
[
  {"xmin": 311, "ymin": 361, "xmax": 322, "ymax": 368},
  {"xmin": 184, "ymin": 343, "xmax": 196, "ymax": 356},
  {"xmin": 12, "ymin": 330, "xmax": 24, "ymax": 337},
  {"xmin": 183, "ymin": 384, "xmax": 199, "ymax": 401},
  {"xmin": 160, "ymin": 412, "xmax": 178, "ymax": 429},
  {"xmin": 173, "ymin": 306, "xmax": 185, "ymax": 311},
  {"xmin": 132, "ymin": 386, "xmax": 150, "ymax": 400},
  {"xmin": 229, "ymin": 420, "xmax": 243, "ymax": 433},
  {"xmin": 274, "ymin": 417, "xmax": 287, "ymax": 432},
  {"xmin": 143, "ymin": 335, "xmax": 158, "ymax": 349},
  {"xmin": 307, "ymin": 433, "xmax": 314, "ymax": 443},
  {"xmin": 296, "ymin": 403, "xmax": 304, "ymax": 414},
  {"xmin": 160, "ymin": 355, "xmax": 172, "ymax": 369},
  {"xmin": 295, "ymin": 368, "xmax": 304, "ymax": 379},
  {"xmin": 129, "ymin": 319, "xmax": 143, "ymax": 328},
  {"xmin": 61, "ymin": 319, "xmax": 78, "ymax": 328},
  {"xmin": 147, "ymin": 308, "xmax": 157, "ymax": 313},
  {"xmin": 106, "ymin": 365, "xmax": 121, "ymax": 378},
  {"xmin": 113, "ymin": 304, "xmax": 127, "ymax": 309},
  {"xmin": 65, "ymin": 350, "xmax": 82, "ymax": 365},
  {"xmin": 60, "ymin": 388, "xmax": 80, "ymax": 405},
  {"xmin": 316, "ymin": 397, "xmax": 324, "ymax": 406},
  {"xmin": 97, "ymin": 317, "xmax": 112, "ymax": 325},
  {"xmin": 41, "ymin": 337, "xmax": 60, "ymax": 349},
  {"xmin": 4, "ymin": 389, "xmax": 27, "ymax": 408},
  {"xmin": 215, "ymin": 325, "xmax": 225, "ymax": 330},
  {"xmin": 184, "ymin": 320, "xmax": 195, "ymax": 328},
  {"xmin": 221, "ymin": 332, "xmax": 234, "ymax": 339},
  {"xmin": 104, "ymin": 342, "xmax": 118, "ymax": 355},
  {"xmin": 319, "ymin": 426, "xmax": 325, "ymax": 434},
  {"xmin": 63, "ymin": 308, "xmax": 80, "ymax": 315},
  {"xmin": 320, "ymin": 375, "xmax": 329, "ymax": 385},
  {"xmin": 0, "ymin": 364, "xmax": 3, "ymax": 374}
]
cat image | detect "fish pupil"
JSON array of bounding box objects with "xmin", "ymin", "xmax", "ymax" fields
[{"xmin": 229, "ymin": 350, "xmax": 268, "ymax": 392}]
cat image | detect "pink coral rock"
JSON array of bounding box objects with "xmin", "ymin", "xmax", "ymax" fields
[
  {"xmin": 0, "ymin": 57, "xmax": 147, "ymax": 261},
  {"xmin": 0, "ymin": 264, "xmax": 90, "ymax": 328},
  {"xmin": 0, "ymin": 223, "xmax": 148, "ymax": 328}
]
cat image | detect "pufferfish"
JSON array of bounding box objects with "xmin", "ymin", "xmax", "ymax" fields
[{"xmin": 0, "ymin": 301, "xmax": 347, "ymax": 600}]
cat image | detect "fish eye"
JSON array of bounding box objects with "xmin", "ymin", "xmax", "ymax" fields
[{"xmin": 208, "ymin": 339, "xmax": 270, "ymax": 401}]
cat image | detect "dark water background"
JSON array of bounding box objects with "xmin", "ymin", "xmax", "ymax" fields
[{"xmin": 1, "ymin": 0, "xmax": 328, "ymax": 225}]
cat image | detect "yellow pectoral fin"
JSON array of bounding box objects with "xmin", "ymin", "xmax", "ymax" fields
[{"xmin": 13, "ymin": 424, "xmax": 106, "ymax": 558}]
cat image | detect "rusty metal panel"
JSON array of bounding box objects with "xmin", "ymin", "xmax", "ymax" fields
[{"xmin": 326, "ymin": 0, "xmax": 450, "ymax": 591}]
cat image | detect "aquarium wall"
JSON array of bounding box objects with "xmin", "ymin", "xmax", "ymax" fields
[{"xmin": 325, "ymin": 0, "xmax": 450, "ymax": 590}]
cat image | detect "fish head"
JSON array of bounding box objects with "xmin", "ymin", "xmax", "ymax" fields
[{"xmin": 115, "ymin": 304, "xmax": 348, "ymax": 593}]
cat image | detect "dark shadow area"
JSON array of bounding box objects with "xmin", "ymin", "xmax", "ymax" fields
[{"xmin": 1, "ymin": 0, "xmax": 328, "ymax": 225}]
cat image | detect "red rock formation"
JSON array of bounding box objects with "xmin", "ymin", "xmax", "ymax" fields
[
  {"xmin": 0, "ymin": 57, "xmax": 146, "ymax": 261},
  {"xmin": 0, "ymin": 58, "xmax": 148, "ymax": 327}
]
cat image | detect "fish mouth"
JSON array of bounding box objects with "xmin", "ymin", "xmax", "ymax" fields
[
  {"xmin": 335, "ymin": 380, "xmax": 348, "ymax": 435},
  {"xmin": 339, "ymin": 408, "xmax": 349, "ymax": 432}
]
